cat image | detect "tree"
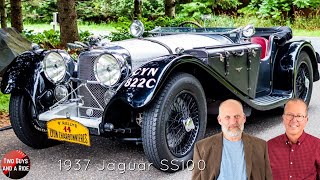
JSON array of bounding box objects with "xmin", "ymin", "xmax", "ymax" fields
[
  {"xmin": 134, "ymin": 0, "xmax": 142, "ymax": 19},
  {"xmin": 0, "ymin": 0, "xmax": 6, "ymax": 28},
  {"xmin": 10, "ymin": 0, "xmax": 22, "ymax": 32},
  {"xmin": 165, "ymin": 0, "xmax": 175, "ymax": 17},
  {"xmin": 57, "ymin": 0, "xmax": 79, "ymax": 47},
  {"xmin": 179, "ymin": 0, "xmax": 191, "ymax": 3}
]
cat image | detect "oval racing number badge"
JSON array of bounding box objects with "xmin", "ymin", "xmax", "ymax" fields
[{"xmin": 1, "ymin": 150, "xmax": 30, "ymax": 179}]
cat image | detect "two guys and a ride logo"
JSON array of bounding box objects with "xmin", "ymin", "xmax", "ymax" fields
[{"xmin": 1, "ymin": 150, "xmax": 30, "ymax": 179}]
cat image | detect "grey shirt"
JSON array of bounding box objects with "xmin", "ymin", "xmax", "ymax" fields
[{"xmin": 217, "ymin": 137, "xmax": 247, "ymax": 180}]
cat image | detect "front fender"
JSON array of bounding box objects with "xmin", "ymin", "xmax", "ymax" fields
[
  {"xmin": 273, "ymin": 40, "xmax": 319, "ymax": 91},
  {"xmin": 113, "ymin": 53, "xmax": 240, "ymax": 108},
  {"xmin": 1, "ymin": 50, "xmax": 46, "ymax": 100},
  {"xmin": 114, "ymin": 55, "xmax": 177, "ymax": 108}
]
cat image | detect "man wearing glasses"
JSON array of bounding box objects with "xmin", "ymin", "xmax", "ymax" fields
[
  {"xmin": 192, "ymin": 99, "xmax": 273, "ymax": 180},
  {"xmin": 268, "ymin": 98, "xmax": 320, "ymax": 180}
]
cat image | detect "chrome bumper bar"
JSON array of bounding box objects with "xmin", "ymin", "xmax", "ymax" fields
[{"xmin": 38, "ymin": 102, "xmax": 102, "ymax": 135}]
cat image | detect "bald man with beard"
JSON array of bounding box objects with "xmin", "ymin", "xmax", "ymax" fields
[{"xmin": 192, "ymin": 99, "xmax": 273, "ymax": 180}]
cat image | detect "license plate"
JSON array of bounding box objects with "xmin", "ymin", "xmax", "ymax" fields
[{"xmin": 47, "ymin": 119, "xmax": 91, "ymax": 146}]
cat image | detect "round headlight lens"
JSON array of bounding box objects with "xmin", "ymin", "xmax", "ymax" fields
[
  {"xmin": 94, "ymin": 54, "xmax": 121, "ymax": 87},
  {"xmin": 54, "ymin": 85, "xmax": 68, "ymax": 102},
  {"xmin": 43, "ymin": 52, "xmax": 66, "ymax": 83}
]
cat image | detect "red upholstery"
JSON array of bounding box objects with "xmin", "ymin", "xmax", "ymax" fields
[{"xmin": 251, "ymin": 37, "xmax": 269, "ymax": 59}]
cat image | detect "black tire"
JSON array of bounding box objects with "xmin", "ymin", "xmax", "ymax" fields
[
  {"xmin": 9, "ymin": 94, "xmax": 57, "ymax": 149},
  {"xmin": 142, "ymin": 73, "xmax": 207, "ymax": 172},
  {"xmin": 294, "ymin": 51, "xmax": 313, "ymax": 105}
]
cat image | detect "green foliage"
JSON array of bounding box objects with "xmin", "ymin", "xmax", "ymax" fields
[
  {"xmin": 291, "ymin": 14, "xmax": 320, "ymax": 30},
  {"xmin": 107, "ymin": 28, "xmax": 132, "ymax": 42},
  {"xmin": 0, "ymin": 92, "xmax": 9, "ymax": 112},
  {"xmin": 22, "ymin": 29, "xmax": 92, "ymax": 49},
  {"xmin": 105, "ymin": 0, "xmax": 134, "ymax": 20},
  {"xmin": 202, "ymin": 15, "xmax": 236, "ymax": 27},
  {"xmin": 71, "ymin": 0, "xmax": 164, "ymax": 23},
  {"xmin": 79, "ymin": 30, "xmax": 93, "ymax": 42},
  {"xmin": 142, "ymin": 0, "xmax": 165, "ymax": 18},
  {"xmin": 103, "ymin": 0, "xmax": 164, "ymax": 20},
  {"xmin": 22, "ymin": 0, "xmax": 58, "ymax": 23},
  {"xmin": 234, "ymin": 15, "xmax": 278, "ymax": 27},
  {"xmin": 77, "ymin": 0, "xmax": 111, "ymax": 23},
  {"xmin": 143, "ymin": 16, "xmax": 191, "ymax": 30},
  {"xmin": 107, "ymin": 16, "xmax": 192, "ymax": 41},
  {"xmin": 19, "ymin": 0, "xmax": 320, "ymax": 25},
  {"xmin": 212, "ymin": 0, "xmax": 242, "ymax": 10},
  {"xmin": 179, "ymin": 2, "xmax": 212, "ymax": 19},
  {"xmin": 23, "ymin": 29, "xmax": 61, "ymax": 48},
  {"xmin": 293, "ymin": 0, "xmax": 320, "ymax": 8},
  {"xmin": 178, "ymin": 0, "xmax": 242, "ymax": 19},
  {"xmin": 257, "ymin": 0, "xmax": 291, "ymax": 21},
  {"xmin": 22, "ymin": 0, "xmax": 164, "ymax": 23},
  {"xmin": 238, "ymin": 0, "xmax": 261, "ymax": 16},
  {"xmin": 239, "ymin": 0, "xmax": 320, "ymax": 21}
]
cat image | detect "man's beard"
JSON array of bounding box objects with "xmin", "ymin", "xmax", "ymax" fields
[{"xmin": 221, "ymin": 123, "xmax": 244, "ymax": 138}]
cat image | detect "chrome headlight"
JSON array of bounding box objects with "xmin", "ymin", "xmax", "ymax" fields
[
  {"xmin": 43, "ymin": 52, "xmax": 66, "ymax": 83},
  {"xmin": 130, "ymin": 20, "xmax": 144, "ymax": 38},
  {"xmin": 243, "ymin": 24, "xmax": 255, "ymax": 38},
  {"xmin": 94, "ymin": 54, "xmax": 121, "ymax": 87},
  {"xmin": 54, "ymin": 85, "xmax": 68, "ymax": 102}
]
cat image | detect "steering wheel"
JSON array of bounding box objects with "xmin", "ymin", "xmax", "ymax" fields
[{"xmin": 178, "ymin": 21, "xmax": 203, "ymax": 28}]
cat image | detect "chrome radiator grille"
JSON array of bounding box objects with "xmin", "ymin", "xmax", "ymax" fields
[{"xmin": 78, "ymin": 54, "xmax": 107, "ymax": 118}]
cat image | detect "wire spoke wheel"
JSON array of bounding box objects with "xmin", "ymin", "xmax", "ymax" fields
[
  {"xmin": 294, "ymin": 51, "xmax": 313, "ymax": 104},
  {"xmin": 142, "ymin": 73, "xmax": 207, "ymax": 172},
  {"xmin": 166, "ymin": 91, "xmax": 199, "ymax": 157},
  {"xmin": 295, "ymin": 63, "xmax": 310, "ymax": 100}
]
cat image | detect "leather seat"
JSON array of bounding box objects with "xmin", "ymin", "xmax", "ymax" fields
[{"xmin": 251, "ymin": 37, "xmax": 269, "ymax": 59}]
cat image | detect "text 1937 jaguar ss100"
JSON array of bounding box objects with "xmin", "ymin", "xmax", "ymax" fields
[{"xmin": 1, "ymin": 21, "xmax": 319, "ymax": 172}]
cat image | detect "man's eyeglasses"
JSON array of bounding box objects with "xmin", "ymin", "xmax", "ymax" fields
[{"xmin": 283, "ymin": 113, "xmax": 307, "ymax": 122}]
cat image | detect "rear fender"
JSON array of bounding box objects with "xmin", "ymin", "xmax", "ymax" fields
[{"xmin": 273, "ymin": 40, "xmax": 319, "ymax": 91}]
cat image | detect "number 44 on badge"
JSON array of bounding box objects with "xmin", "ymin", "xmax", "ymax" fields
[{"xmin": 64, "ymin": 126, "xmax": 71, "ymax": 133}]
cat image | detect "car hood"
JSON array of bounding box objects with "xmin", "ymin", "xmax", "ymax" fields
[{"xmin": 110, "ymin": 34, "xmax": 232, "ymax": 70}]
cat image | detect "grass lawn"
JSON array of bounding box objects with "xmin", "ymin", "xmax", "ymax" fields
[
  {"xmin": 0, "ymin": 92, "xmax": 10, "ymax": 127},
  {"xmin": 0, "ymin": 92, "xmax": 9, "ymax": 112},
  {"xmin": 24, "ymin": 23, "xmax": 117, "ymax": 35},
  {"xmin": 293, "ymin": 29, "xmax": 320, "ymax": 37}
]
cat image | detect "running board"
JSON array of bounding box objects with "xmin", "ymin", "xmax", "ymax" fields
[{"xmin": 250, "ymin": 95, "xmax": 289, "ymax": 107}]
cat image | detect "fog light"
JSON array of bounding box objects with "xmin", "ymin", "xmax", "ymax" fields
[
  {"xmin": 54, "ymin": 85, "xmax": 68, "ymax": 102},
  {"xmin": 86, "ymin": 109, "xmax": 94, "ymax": 117}
]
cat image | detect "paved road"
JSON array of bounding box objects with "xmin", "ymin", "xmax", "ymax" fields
[
  {"xmin": 0, "ymin": 37, "xmax": 320, "ymax": 180},
  {"xmin": 293, "ymin": 36, "xmax": 320, "ymax": 54}
]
